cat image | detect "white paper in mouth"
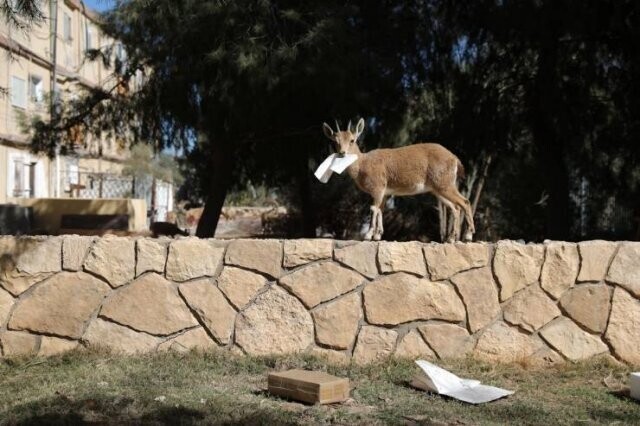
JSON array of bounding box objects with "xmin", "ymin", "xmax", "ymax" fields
[
  {"xmin": 314, "ymin": 154, "xmax": 358, "ymax": 183},
  {"xmin": 412, "ymin": 360, "xmax": 514, "ymax": 404}
]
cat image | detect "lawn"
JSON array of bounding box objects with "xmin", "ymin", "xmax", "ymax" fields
[{"xmin": 0, "ymin": 349, "xmax": 638, "ymax": 425}]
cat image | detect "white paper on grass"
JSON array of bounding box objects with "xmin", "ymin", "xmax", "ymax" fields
[
  {"xmin": 412, "ymin": 360, "xmax": 513, "ymax": 404},
  {"xmin": 314, "ymin": 154, "xmax": 358, "ymax": 183}
]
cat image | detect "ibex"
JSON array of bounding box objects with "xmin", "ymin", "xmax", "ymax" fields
[{"xmin": 322, "ymin": 118, "xmax": 475, "ymax": 242}]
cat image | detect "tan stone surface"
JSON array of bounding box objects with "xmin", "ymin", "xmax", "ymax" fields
[
  {"xmin": 157, "ymin": 328, "xmax": 217, "ymax": 353},
  {"xmin": 15, "ymin": 237, "xmax": 61, "ymax": 275},
  {"xmin": 83, "ymin": 318, "xmax": 161, "ymax": 354},
  {"xmin": 0, "ymin": 268, "xmax": 51, "ymax": 296},
  {"xmin": 418, "ymin": 323, "xmax": 473, "ymax": 359},
  {"xmin": 395, "ymin": 330, "xmax": 436, "ymax": 359},
  {"xmin": 179, "ymin": 279, "xmax": 236, "ymax": 344},
  {"xmin": 334, "ymin": 242, "xmax": 379, "ymax": 278},
  {"xmin": 136, "ymin": 239, "xmax": 168, "ymax": 276},
  {"xmin": 474, "ymin": 321, "xmax": 544, "ymax": 362},
  {"xmin": 311, "ymin": 292, "xmax": 361, "ymax": 350},
  {"xmin": 540, "ymin": 317, "xmax": 608, "ymax": 361},
  {"xmin": 424, "ymin": 243, "xmax": 488, "ymax": 280},
  {"xmin": 378, "ymin": 242, "xmax": 427, "ymax": 276},
  {"xmin": 363, "ymin": 273, "xmax": 465, "ymax": 325},
  {"xmin": 83, "ymin": 236, "xmax": 135, "ymax": 287},
  {"xmin": 352, "ymin": 326, "xmax": 398, "ymax": 364},
  {"xmin": 604, "ymin": 288, "xmax": 640, "ymax": 365},
  {"xmin": 235, "ymin": 286, "xmax": 314, "ymax": 356},
  {"xmin": 217, "ymin": 267, "xmax": 267, "ymax": 310},
  {"xmin": 225, "ymin": 239, "xmax": 283, "ymax": 278},
  {"xmin": 279, "ymin": 262, "xmax": 363, "ymax": 308},
  {"xmin": 310, "ymin": 347, "xmax": 350, "ymax": 364},
  {"xmin": 165, "ymin": 239, "xmax": 224, "ymax": 282},
  {"xmin": 560, "ymin": 284, "xmax": 611, "ymax": 333},
  {"xmin": 493, "ymin": 241, "xmax": 544, "ymax": 301},
  {"xmin": 540, "ymin": 242, "xmax": 579, "ymax": 299},
  {"xmin": 528, "ymin": 346, "xmax": 565, "ymax": 367},
  {"xmin": 101, "ymin": 273, "xmax": 197, "ymax": 336},
  {"xmin": 0, "ymin": 287, "xmax": 14, "ymax": 326},
  {"xmin": 450, "ymin": 267, "xmax": 500, "ymax": 332},
  {"xmin": 38, "ymin": 336, "xmax": 79, "ymax": 356},
  {"xmin": 0, "ymin": 331, "xmax": 39, "ymax": 356},
  {"xmin": 9, "ymin": 272, "xmax": 110, "ymax": 338},
  {"xmin": 606, "ymin": 242, "xmax": 640, "ymax": 297},
  {"xmin": 577, "ymin": 241, "xmax": 617, "ymax": 282},
  {"xmin": 63, "ymin": 236, "xmax": 94, "ymax": 271},
  {"xmin": 503, "ymin": 286, "xmax": 561, "ymax": 332},
  {"xmin": 283, "ymin": 239, "xmax": 333, "ymax": 268}
]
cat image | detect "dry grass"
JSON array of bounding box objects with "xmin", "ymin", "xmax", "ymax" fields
[{"xmin": 0, "ymin": 349, "xmax": 638, "ymax": 425}]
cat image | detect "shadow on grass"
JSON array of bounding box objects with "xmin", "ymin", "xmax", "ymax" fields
[{"xmin": 2, "ymin": 394, "xmax": 299, "ymax": 426}]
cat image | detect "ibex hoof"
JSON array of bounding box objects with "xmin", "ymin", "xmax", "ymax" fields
[
  {"xmin": 364, "ymin": 231, "xmax": 374, "ymax": 241},
  {"xmin": 373, "ymin": 234, "xmax": 382, "ymax": 241},
  {"xmin": 463, "ymin": 231, "xmax": 473, "ymax": 242}
]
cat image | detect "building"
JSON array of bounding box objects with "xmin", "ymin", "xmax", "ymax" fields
[{"xmin": 0, "ymin": 0, "xmax": 173, "ymax": 226}]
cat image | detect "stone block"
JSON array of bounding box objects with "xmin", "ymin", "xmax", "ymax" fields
[
  {"xmin": 217, "ymin": 266, "xmax": 267, "ymax": 310},
  {"xmin": 179, "ymin": 279, "xmax": 236, "ymax": 344},
  {"xmin": 334, "ymin": 241, "xmax": 379, "ymax": 278},
  {"xmin": 577, "ymin": 241, "xmax": 617, "ymax": 282},
  {"xmin": 62, "ymin": 236, "xmax": 94, "ymax": 271},
  {"xmin": 606, "ymin": 242, "xmax": 640, "ymax": 297},
  {"xmin": 283, "ymin": 239, "xmax": 332, "ymax": 268},
  {"xmin": 493, "ymin": 241, "xmax": 544, "ymax": 301},
  {"xmin": 136, "ymin": 238, "xmax": 168, "ymax": 276},
  {"xmin": 83, "ymin": 236, "xmax": 135, "ymax": 287},
  {"xmin": 352, "ymin": 326, "xmax": 397, "ymax": 364},
  {"xmin": 165, "ymin": 238, "xmax": 224, "ymax": 282},
  {"xmin": 423, "ymin": 242, "xmax": 488, "ymax": 280},
  {"xmin": 378, "ymin": 242, "xmax": 427, "ymax": 276},
  {"xmin": 450, "ymin": 267, "xmax": 500, "ymax": 332},
  {"xmin": 312, "ymin": 292, "xmax": 361, "ymax": 350},
  {"xmin": 225, "ymin": 239, "xmax": 282, "ymax": 278},
  {"xmin": 540, "ymin": 242, "xmax": 579, "ymax": 299}
]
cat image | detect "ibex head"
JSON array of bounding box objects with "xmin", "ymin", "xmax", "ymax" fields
[{"xmin": 322, "ymin": 118, "xmax": 365, "ymax": 156}]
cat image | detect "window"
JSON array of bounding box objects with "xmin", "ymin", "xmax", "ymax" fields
[
  {"xmin": 29, "ymin": 75, "xmax": 44, "ymax": 103},
  {"xmin": 84, "ymin": 22, "xmax": 92, "ymax": 50},
  {"xmin": 63, "ymin": 13, "xmax": 72, "ymax": 42},
  {"xmin": 11, "ymin": 76, "xmax": 26, "ymax": 108}
]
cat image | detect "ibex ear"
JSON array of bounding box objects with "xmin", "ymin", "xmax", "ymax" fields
[
  {"xmin": 355, "ymin": 118, "xmax": 365, "ymax": 139},
  {"xmin": 322, "ymin": 122, "xmax": 335, "ymax": 140}
]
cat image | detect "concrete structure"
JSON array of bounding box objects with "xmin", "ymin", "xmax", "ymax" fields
[
  {"xmin": 0, "ymin": 237, "xmax": 638, "ymax": 365},
  {"xmin": 0, "ymin": 1, "xmax": 172, "ymax": 220}
]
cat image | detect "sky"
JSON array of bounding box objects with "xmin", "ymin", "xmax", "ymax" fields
[{"xmin": 83, "ymin": 0, "xmax": 114, "ymax": 13}]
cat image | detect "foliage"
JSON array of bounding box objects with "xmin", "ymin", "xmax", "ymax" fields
[{"xmin": 122, "ymin": 144, "xmax": 183, "ymax": 185}]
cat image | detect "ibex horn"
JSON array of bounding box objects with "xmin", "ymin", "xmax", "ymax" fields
[
  {"xmin": 335, "ymin": 120, "xmax": 340, "ymax": 132},
  {"xmin": 347, "ymin": 120, "xmax": 352, "ymax": 132}
]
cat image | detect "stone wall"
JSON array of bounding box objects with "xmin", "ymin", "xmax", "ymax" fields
[{"xmin": 0, "ymin": 236, "xmax": 638, "ymax": 365}]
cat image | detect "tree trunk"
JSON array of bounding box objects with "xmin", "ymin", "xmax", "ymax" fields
[{"xmin": 195, "ymin": 139, "xmax": 234, "ymax": 238}]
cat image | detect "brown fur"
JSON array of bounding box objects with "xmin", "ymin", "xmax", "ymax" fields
[{"xmin": 322, "ymin": 119, "xmax": 475, "ymax": 241}]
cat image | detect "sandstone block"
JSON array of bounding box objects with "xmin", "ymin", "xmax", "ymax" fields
[
  {"xmin": 334, "ymin": 242, "xmax": 379, "ymax": 278},
  {"xmin": 423, "ymin": 243, "xmax": 488, "ymax": 280},
  {"xmin": 503, "ymin": 286, "xmax": 561, "ymax": 332},
  {"xmin": 528, "ymin": 346, "xmax": 565, "ymax": 367},
  {"xmin": 378, "ymin": 242, "xmax": 427, "ymax": 276},
  {"xmin": 179, "ymin": 279, "xmax": 236, "ymax": 344},
  {"xmin": 363, "ymin": 273, "xmax": 465, "ymax": 325},
  {"xmin": 395, "ymin": 330, "xmax": 436, "ymax": 359},
  {"xmin": 0, "ymin": 268, "xmax": 51, "ymax": 296},
  {"xmin": 606, "ymin": 242, "xmax": 640, "ymax": 297},
  {"xmin": 235, "ymin": 286, "xmax": 314, "ymax": 356},
  {"xmin": 101, "ymin": 273, "xmax": 197, "ymax": 336},
  {"xmin": 474, "ymin": 321, "xmax": 544, "ymax": 363},
  {"xmin": 38, "ymin": 336, "xmax": 79, "ymax": 356},
  {"xmin": 279, "ymin": 262, "xmax": 363, "ymax": 308},
  {"xmin": 83, "ymin": 236, "xmax": 135, "ymax": 287},
  {"xmin": 450, "ymin": 267, "xmax": 500, "ymax": 332},
  {"xmin": 283, "ymin": 239, "xmax": 333, "ymax": 268},
  {"xmin": 540, "ymin": 242, "xmax": 579, "ymax": 299},
  {"xmin": 493, "ymin": 241, "xmax": 545, "ymax": 301},
  {"xmin": 157, "ymin": 327, "xmax": 217, "ymax": 353},
  {"xmin": 352, "ymin": 326, "xmax": 397, "ymax": 364},
  {"xmin": 577, "ymin": 241, "xmax": 617, "ymax": 282},
  {"xmin": 165, "ymin": 238, "xmax": 224, "ymax": 282},
  {"xmin": 217, "ymin": 266, "xmax": 267, "ymax": 310},
  {"xmin": 83, "ymin": 318, "xmax": 161, "ymax": 354},
  {"xmin": 225, "ymin": 239, "xmax": 283, "ymax": 278},
  {"xmin": 560, "ymin": 284, "xmax": 611, "ymax": 333},
  {"xmin": 15, "ymin": 237, "xmax": 61, "ymax": 275},
  {"xmin": 136, "ymin": 239, "xmax": 168, "ymax": 276},
  {"xmin": 418, "ymin": 323, "xmax": 473, "ymax": 359},
  {"xmin": 604, "ymin": 288, "xmax": 640, "ymax": 365},
  {"xmin": 0, "ymin": 288, "xmax": 14, "ymax": 326},
  {"xmin": 62, "ymin": 236, "xmax": 94, "ymax": 271},
  {"xmin": 311, "ymin": 292, "xmax": 361, "ymax": 350},
  {"xmin": 9, "ymin": 272, "xmax": 110, "ymax": 339},
  {"xmin": 0, "ymin": 331, "xmax": 39, "ymax": 356},
  {"xmin": 540, "ymin": 317, "xmax": 608, "ymax": 361}
]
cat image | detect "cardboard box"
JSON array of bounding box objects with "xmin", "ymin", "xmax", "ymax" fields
[
  {"xmin": 631, "ymin": 372, "xmax": 640, "ymax": 401},
  {"xmin": 267, "ymin": 369, "xmax": 350, "ymax": 404}
]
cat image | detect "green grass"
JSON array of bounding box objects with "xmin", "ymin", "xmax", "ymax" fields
[{"xmin": 0, "ymin": 350, "xmax": 638, "ymax": 425}]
